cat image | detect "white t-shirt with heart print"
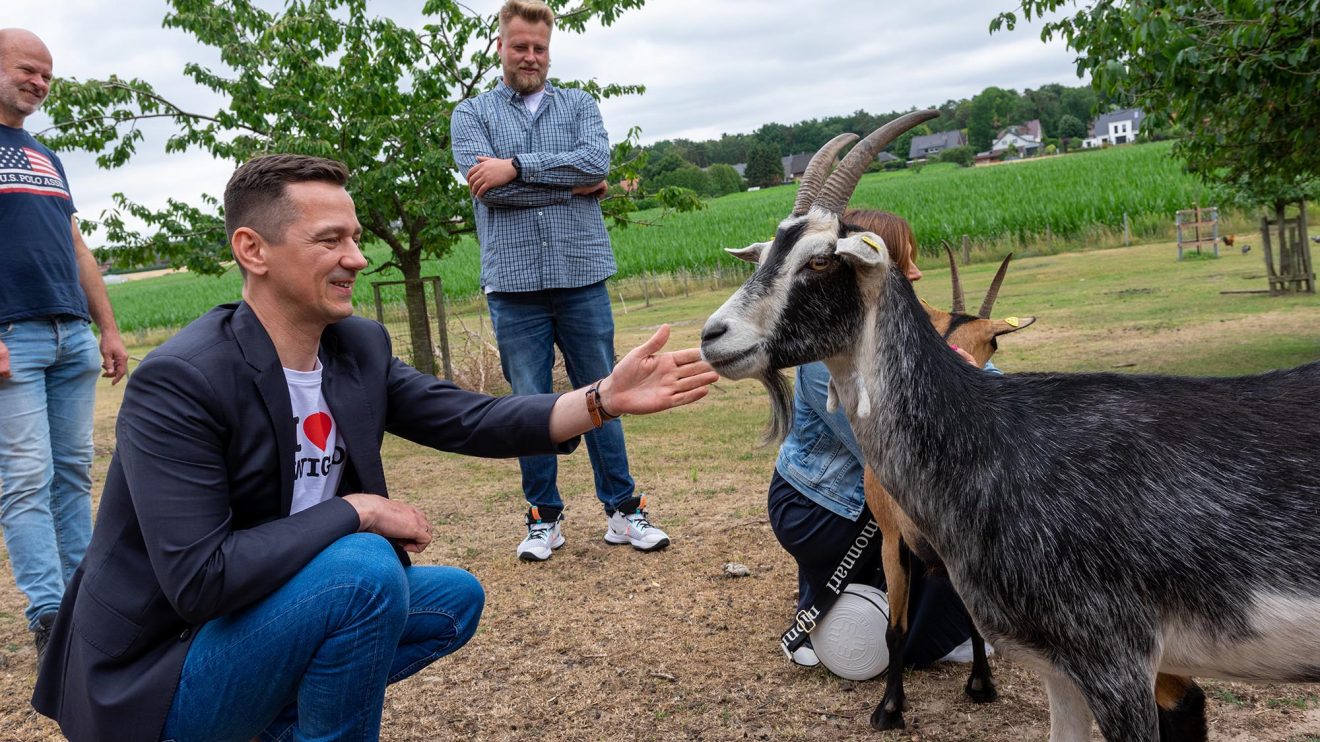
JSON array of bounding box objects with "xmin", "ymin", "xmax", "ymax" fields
[{"xmin": 285, "ymin": 363, "xmax": 348, "ymax": 515}]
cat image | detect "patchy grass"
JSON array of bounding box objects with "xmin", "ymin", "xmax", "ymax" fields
[{"xmin": 2, "ymin": 240, "xmax": 1318, "ymax": 740}]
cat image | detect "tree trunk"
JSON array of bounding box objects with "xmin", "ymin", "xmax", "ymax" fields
[{"xmin": 399, "ymin": 257, "xmax": 436, "ymax": 376}]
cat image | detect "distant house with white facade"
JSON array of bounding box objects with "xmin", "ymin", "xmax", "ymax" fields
[
  {"xmin": 991, "ymin": 119, "xmax": 1044, "ymax": 157},
  {"xmin": 1082, "ymin": 109, "xmax": 1144, "ymax": 148},
  {"xmin": 908, "ymin": 130, "xmax": 966, "ymax": 160}
]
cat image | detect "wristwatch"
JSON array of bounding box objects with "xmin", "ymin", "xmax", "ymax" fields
[
  {"xmin": 511, "ymin": 156, "xmax": 522, "ymax": 178},
  {"xmin": 586, "ymin": 380, "xmax": 619, "ymax": 429}
]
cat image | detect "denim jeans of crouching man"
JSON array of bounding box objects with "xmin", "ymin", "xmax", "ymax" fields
[{"xmin": 160, "ymin": 533, "xmax": 484, "ymax": 742}]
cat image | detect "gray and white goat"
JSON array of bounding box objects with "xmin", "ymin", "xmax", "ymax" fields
[{"xmin": 700, "ymin": 110, "xmax": 1320, "ymax": 741}]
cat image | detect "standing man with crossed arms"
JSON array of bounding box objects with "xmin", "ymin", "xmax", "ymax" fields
[
  {"xmin": 0, "ymin": 28, "xmax": 127, "ymax": 664},
  {"xmin": 452, "ymin": 0, "xmax": 670, "ymax": 562}
]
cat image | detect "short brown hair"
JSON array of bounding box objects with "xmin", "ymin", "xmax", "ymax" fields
[
  {"xmin": 499, "ymin": 0, "xmax": 554, "ymax": 33},
  {"xmin": 223, "ymin": 154, "xmax": 349, "ymax": 243}
]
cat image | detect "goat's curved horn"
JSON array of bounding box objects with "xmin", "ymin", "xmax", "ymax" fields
[
  {"xmin": 979, "ymin": 253, "xmax": 1015, "ymax": 319},
  {"xmin": 792, "ymin": 133, "xmax": 860, "ymax": 217},
  {"xmin": 942, "ymin": 240, "xmax": 966, "ymax": 315},
  {"xmin": 813, "ymin": 109, "xmax": 939, "ymax": 215}
]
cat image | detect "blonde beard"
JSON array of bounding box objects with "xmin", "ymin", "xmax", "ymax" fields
[{"xmin": 508, "ymin": 69, "xmax": 547, "ymax": 94}]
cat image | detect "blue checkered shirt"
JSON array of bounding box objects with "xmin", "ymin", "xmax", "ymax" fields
[{"xmin": 452, "ymin": 80, "xmax": 615, "ymax": 293}]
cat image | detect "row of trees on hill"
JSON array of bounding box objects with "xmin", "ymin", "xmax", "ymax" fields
[
  {"xmin": 995, "ymin": 0, "xmax": 1318, "ymax": 294},
  {"xmin": 42, "ymin": 0, "xmax": 679, "ymax": 376},
  {"xmin": 635, "ymin": 82, "xmax": 1115, "ymax": 193}
]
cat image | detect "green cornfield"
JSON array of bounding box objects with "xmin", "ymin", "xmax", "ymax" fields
[{"xmin": 108, "ymin": 140, "xmax": 1217, "ymax": 333}]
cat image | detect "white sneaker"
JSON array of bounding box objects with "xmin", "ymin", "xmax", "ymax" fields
[
  {"xmin": 785, "ymin": 637, "xmax": 820, "ymax": 668},
  {"xmin": 936, "ymin": 637, "xmax": 995, "ymax": 664},
  {"xmin": 604, "ymin": 495, "xmax": 670, "ymax": 551},
  {"xmin": 517, "ymin": 506, "xmax": 565, "ymax": 562}
]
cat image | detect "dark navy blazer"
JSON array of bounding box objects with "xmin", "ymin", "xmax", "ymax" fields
[{"xmin": 32, "ymin": 302, "xmax": 575, "ymax": 741}]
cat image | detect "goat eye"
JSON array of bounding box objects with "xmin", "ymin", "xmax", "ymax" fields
[{"xmin": 807, "ymin": 255, "xmax": 833, "ymax": 272}]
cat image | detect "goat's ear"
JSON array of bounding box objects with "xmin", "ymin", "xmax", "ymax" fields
[
  {"xmin": 990, "ymin": 315, "xmax": 1037, "ymax": 336},
  {"xmin": 726, "ymin": 241, "xmax": 769, "ymax": 264},
  {"xmin": 919, "ymin": 298, "xmax": 953, "ymax": 334},
  {"xmin": 835, "ymin": 231, "xmax": 889, "ymax": 268}
]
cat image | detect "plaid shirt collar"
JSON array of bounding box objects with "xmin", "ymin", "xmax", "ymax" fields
[{"xmin": 495, "ymin": 78, "xmax": 558, "ymax": 104}]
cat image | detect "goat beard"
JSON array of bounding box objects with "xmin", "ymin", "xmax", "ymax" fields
[{"xmin": 758, "ymin": 368, "xmax": 794, "ymax": 447}]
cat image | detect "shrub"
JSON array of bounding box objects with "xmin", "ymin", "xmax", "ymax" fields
[{"xmin": 938, "ymin": 146, "xmax": 975, "ymax": 167}]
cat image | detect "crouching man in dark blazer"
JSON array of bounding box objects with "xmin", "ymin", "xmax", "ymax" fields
[{"xmin": 31, "ymin": 153, "xmax": 718, "ymax": 742}]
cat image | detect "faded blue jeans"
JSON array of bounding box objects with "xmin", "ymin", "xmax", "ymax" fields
[
  {"xmin": 160, "ymin": 533, "xmax": 484, "ymax": 742},
  {"xmin": 486, "ymin": 281, "xmax": 635, "ymax": 513},
  {"xmin": 0, "ymin": 317, "xmax": 99, "ymax": 628}
]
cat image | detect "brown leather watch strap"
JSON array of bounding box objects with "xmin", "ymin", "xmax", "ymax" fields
[{"xmin": 586, "ymin": 380, "xmax": 618, "ymax": 429}]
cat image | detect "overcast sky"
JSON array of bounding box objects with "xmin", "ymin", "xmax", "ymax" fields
[{"xmin": 6, "ymin": 0, "xmax": 1087, "ymax": 243}]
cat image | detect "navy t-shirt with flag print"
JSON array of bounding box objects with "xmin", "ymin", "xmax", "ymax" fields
[{"xmin": 0, "ymin": 123, "xmax": 86, "ymax": 325}]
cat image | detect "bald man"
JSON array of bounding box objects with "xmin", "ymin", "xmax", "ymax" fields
[{"xmin": 0, "ymin": 28, "xmax": 127, "ymax": 666}]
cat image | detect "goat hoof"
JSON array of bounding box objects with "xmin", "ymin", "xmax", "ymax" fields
[
  {"xmin": 965, "ymin": 678, "xmax": 999, "ymax": 704},
  {"xmin": 870, "ymin": 705, "xmax": 906, "ymax": 731}
]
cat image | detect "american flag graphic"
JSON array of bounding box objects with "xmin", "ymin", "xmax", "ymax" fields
[{"xmin": 0, "ymin": 145, "xmax": 70, "ymax": 199}]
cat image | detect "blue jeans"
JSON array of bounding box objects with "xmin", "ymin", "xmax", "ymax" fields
[
  {"xmin": 486, "ymin": 282, "xmax": 634, "ymax": 513},
  {"xmin": 0, "ymin": 317, "xmax": 99, "ymax": 627},
  {"xmin": 160, "ymin": 533, "xmax": 484, "ymax": 742}
]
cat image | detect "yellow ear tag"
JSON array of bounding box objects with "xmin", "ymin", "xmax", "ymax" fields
[
  {"xmin": 1005, "ymin": 317, "xmax": 1021, "ymax": 327},
  {"xmin": 918, "ymin": 296, "xmax": 932, "ymax": 308},
  {"xmin": 860, "ymin": 235, "xmax": 881, "ymax": 252}
]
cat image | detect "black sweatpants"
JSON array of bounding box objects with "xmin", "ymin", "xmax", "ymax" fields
[{"xmin": 767, "ymin": 470, "xmax": 972, "ymax": 668}]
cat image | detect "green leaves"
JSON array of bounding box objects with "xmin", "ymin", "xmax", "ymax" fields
[
  {"xmin": 88, "ymin": 192, "xmax": 228, "ymax": 277},
  {"xmin": 996, "ymin": 0, "xmax": 1320, "ymax": 207},
  {"xmin": 40, "ymin": 0, "xmax": 660, "ymax": 277}
]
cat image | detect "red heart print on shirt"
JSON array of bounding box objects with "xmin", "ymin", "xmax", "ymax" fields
[{"xmin": 303, "ymin": 412, "xmax": 333, "ymax": 451}]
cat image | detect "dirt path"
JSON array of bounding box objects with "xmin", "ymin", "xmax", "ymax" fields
[{"xmin": 2, "ymin": 262, "xmax": 1317, "ymax": 741}]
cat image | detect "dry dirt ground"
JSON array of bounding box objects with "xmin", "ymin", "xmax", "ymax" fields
[{"xmin": 2, "ymin": 249, "xmax": 1319, "ymax": 741}]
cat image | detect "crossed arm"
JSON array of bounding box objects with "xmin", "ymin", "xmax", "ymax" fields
[{"xmin": 450, "ymin": 94, "xmax": 610, "ymax": 205}]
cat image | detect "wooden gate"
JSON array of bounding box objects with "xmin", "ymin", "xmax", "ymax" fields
[
  {"xmin": 1175, "ymin": 206, "xmax": 1219, "ymax": 260},
  {"xmin": 1259, "ymin": 202, "xmax": 1316, "ymax": 295}
]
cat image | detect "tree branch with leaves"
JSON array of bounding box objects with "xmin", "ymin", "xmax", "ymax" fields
[{"xmin": 40, "ymin": 0, "xmax": 699, "ymax": 373}]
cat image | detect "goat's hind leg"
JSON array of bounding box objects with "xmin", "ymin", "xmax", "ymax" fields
[
  {"xmin": 964, "ymin": 621, "xmax": 998, "ymax": 703},
  {"xmin": 1156, "ymin": 674, "xmax": 1207, "ymax": 742}
]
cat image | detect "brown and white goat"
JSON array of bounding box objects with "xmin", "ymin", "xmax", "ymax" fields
[{"xmin": 701, "ymin": 111, "xmax": 1314, "ymax": 741}]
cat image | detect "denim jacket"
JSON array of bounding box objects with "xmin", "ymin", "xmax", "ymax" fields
[{"xmin": 774, "ymin": 360, "xmax": 1000, "ymax": 520}]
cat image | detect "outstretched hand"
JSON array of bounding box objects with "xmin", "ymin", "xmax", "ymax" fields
[{"xmin": 601, "ymin": 325, "xmax": 719, "ymax": 415}]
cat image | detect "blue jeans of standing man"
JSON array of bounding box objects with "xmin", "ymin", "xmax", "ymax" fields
[
  {"xmin": 0, "ymin": 317, "xmax": 99, "ymax": 628},
  {"xmin": 486, "ymin": 281, "xmax": 635, "ymax": 513},
  {"xmin": 160, "ymin": 533, "xmax": 485, "ymax": 742}
]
